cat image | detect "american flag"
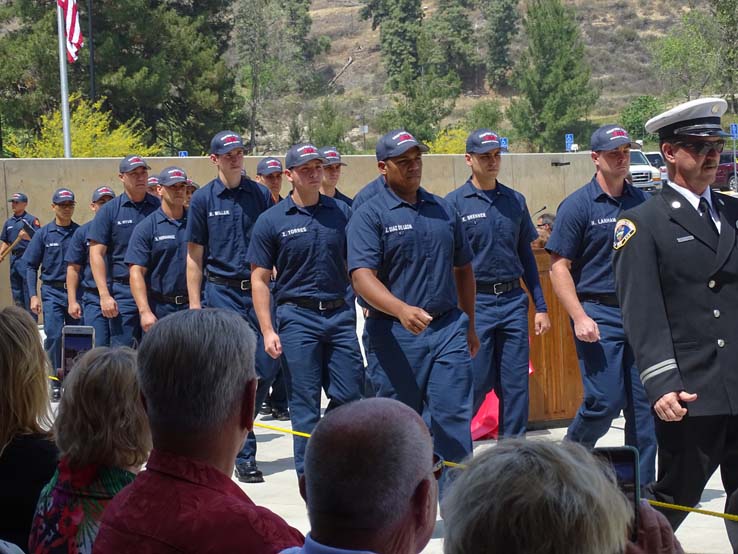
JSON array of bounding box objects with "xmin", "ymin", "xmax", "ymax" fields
[{"xmin": 57, "ymin": 0, "xmax": 84, "ymax": 62}]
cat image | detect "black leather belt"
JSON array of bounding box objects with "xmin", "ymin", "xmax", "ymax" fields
[
  {"xmin": 150, "ymin": 290, "xmax": 189, "ymax": 305},
  {"xmin": 43, "ymin": 280, "xmax": 66, "ymax": 290},
  {"xmin": 476, "ymin": 280, "xmax": 521, "ymax": 295},
  {"xmin": 578, "ymin": 293, "xmax": 619, "ymax": 307},
  {"xmin": 11, "ymin": 249, "xmax": 23, "ymax": 256},
  {"xmin": 280, "ymin": 298, "xmax": 345, "ymax": 311},
  {"xmin": 84, "ymin": 287, "xmax": 100, "ymax": 296},
  {"xmin": 207, "ymin": 273, "xmax": 251, "ymax": 291},
  {"xmin": 112, "ymin": 277, "xmax": 130, "ymax": 285},
  {"xmin": 367, "ymin": 309, "xmax": 450, "ymax": 322}
]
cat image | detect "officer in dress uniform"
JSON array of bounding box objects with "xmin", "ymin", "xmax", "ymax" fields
[
  {"xmin": 248, "ymin": 143, "xmax": 363, "ymax": 476},
  {"xmin": 185, "ymin": 130, "xmax": 278, "ymax": 484},
  {"xmin": 88, "ymin": 155, "xmax": 160, "ymax": 348},
  {"xmin": 0, "ymin": 193, "xmax": 41, "ymax": 317},
  {"xmin": 347, "ymin": 129, "xmax": 478, "ymax": 494},
  {"xmin": 547, "ymin": 125, "xmax": 657, "ymax": 484},
  {"xmin": 613, "ymin": 98, "xmax": 738, "ymax": 534},
  {"xmin": 65, "ymin": 186, "xmax": 116, "ymax": 347},
  {"xmin": 446, "ymin": 129, "xmax": 551, "ymax": 437},
  {"xmin": 318, "ymin": 146, "xmax": 353, "ymax": 206},
  {"xmin": 126, "ymin": 166, "xmax": 190, "ymax": 332},
  {"xmin": 23, "ymin": 188, "xmax": 81, "ymax": 380}
]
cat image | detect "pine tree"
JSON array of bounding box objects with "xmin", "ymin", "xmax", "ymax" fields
[
  {"xmin": 507, "ymin": 0, "xmax": 598, "ymax": 152},
  {"xmin": 481, "ymin": 0, "xmax": 519, "ymax": 89}
]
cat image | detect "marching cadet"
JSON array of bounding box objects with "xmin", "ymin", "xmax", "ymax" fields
[
  {"xmin": 347, "ymin": 129, "xmax": 478, "ymax": 494},
  {"xmin": 446, "ymin": 129, "xmax": 550, "ymax": 437},
  {"xmin": 147, "ymin": 176, "xmax": 162, "ymax": 199},
  {"xmin": 126, "ymin": 166, "xmax": 190, "ymax": 332},
  {"xmin": 186, "ymin": 130, "xmax": 278, "ymax": 484},
  {"xmin": 318, "ymin": 146, "xmax": 353, "ymax": 206},
  {"xmin": 255, "ymin": 157, "xmax": 285, "ymax": 204},
  {"xmin": 614, "ymin": 98, "xmax": 738, "ymax": 533},
  {"xmin": 547, "ymin": 125, "xmax": 656, "ymax": 484},
  {"xmin": 248, "ymin": 143, "xmax": 363, "ymax": 476},
  {"xmin": 23, "ymin": 188, "xmax": 81, "ymax": 390},
  {"xmin": 184, "ymin": 178, "xmax": 198, "ymax": 209},
  {"xmin": 65, "ymin": 186, "xmax": 116, "ymax": 347},
  {"xmin": 0, "ymin": 192, "xmax": 41, "ymax": 317},
  {"xmin": 88, "ymin": 156, "xmax": 160, "ymax": 348}
]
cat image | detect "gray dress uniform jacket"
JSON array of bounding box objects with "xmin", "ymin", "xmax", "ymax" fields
[{"xmin": 613, "ymin": 184, "xmax": 738, "ymax": 416}]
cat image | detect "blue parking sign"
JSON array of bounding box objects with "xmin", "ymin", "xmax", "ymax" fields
[
  {"xmin": 565, "ymin": 133, "xmax": 574, "ymax": 152},
  {"xmin": 731, "ymin": 123, "xmax": 738, "ymax": 139},
  {"xmin": 178, "ymin": 151, "xmax": 189, "ymax": 157},
  {"xmin": 500, "ymin": 137, "xmax": 509, "ymax": 150}
]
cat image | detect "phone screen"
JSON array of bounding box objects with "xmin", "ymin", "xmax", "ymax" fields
[
  {"xmin": 593, "ymin": 447, "xmax": 640, "ymax": 542},
  {"xmin": 61, "ymin": 330, "xmax": 94, "ymax": 378}
]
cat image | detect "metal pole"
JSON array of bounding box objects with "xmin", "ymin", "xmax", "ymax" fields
[
  {"xmin": 56, "ymin": 4, "xmax": 73, "ymax": 158},
  {"xmin": 87, "ymin": 0, "xmax": 95, "ymax": 101}
]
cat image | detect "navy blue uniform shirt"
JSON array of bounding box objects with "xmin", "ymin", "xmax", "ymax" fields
[
  {"xmin": 248, "ymin": 194, "xmax": 352, "ymax": 303},
  {"xmin": 88, "ymin": 192, "xmax": 160, "ymax": 279},
  {"xmin": 351, "ymin": 175, "xmax": 386, "ymax": 212},
  {"xmin": 1, "ymin": 212, "xmax": 40, "ymax": 255},
  {"xmin": 333, "ymin": 189, "xmax": 353, "ymax": 207},
  {"xmin": 347, "ymin": 185, "xmax": 473, "ymax": 315},
  {"xmin": 125, "ymin": 208, "xmax": 189, "ymax": 294},
  {"xmin": 186, "ymin": 176, "xmax": 273, "ymax": 279},
  {"xmin": 546, "ymin": 176, "xmax": 647, "ymax": 295},
  {"xmin": 23, "ymin": 221, "xmax": 80, "ymax": 297},
  {"xmin": 65, "ymin": 221, "xmax": 98, "ymax": 290},
  {"xmin": 446, "ymin": 179, "xmax": 546, "ymax": 312}
]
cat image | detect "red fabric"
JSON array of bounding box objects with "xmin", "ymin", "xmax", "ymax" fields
[
  {"xmin": 92, "ymin": 449, "xmax": 304, "ymax": 554},
  {"xmin": 56, "ymin": 0, "xmax": 83, "ymax": 62}
]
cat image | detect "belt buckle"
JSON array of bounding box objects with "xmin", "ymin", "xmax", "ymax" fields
[
  {"xmin": 318, "ymin": 300, "xmax": 327, "ymax": 311},
  {"xmin": 175, "ymin": 295, "xmax": 185, "ymax": 305},
  {"xmin": 240, "ymin": 279, "xmax": 250, "ymax": 291},
  {"xmin": 493, "ymin": 282, "xmax": 504, "ymax": 295}
]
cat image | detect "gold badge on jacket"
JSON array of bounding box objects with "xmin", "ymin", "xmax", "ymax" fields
[{"xmin": 613, "ymin": 219, "xmax": 636, "ymax": 250}]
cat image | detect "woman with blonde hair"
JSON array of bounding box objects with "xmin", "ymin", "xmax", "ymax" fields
[
  {"xmin": 29, "ymin": 347, "xmax": 152, "ymax": 554},
  {"xmin": 0, "ymin": 306, "xmax": 57, "ymax": 548}
]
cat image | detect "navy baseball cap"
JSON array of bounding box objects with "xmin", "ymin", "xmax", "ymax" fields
[
  {"xmin": 375, "ymin": 129, "xmax": 429, "ymax": 161},
  {"xmin": 119, "ymin": 155, "xmax": 151, "ymax": 173},
  {"xmin": 210, "ymin": 131, "xmax": 244, "ymax": 155},
  {"xmin": 590, "ymin": 125, "xmax": 638, "ymax": 152},
  {"xmin": 466, "ymin": 129, "xmax": 506, "ymax": 153},
  {"xmin": 186, "ymin": 178, "xmax": 199, "ymax": 190},
  {"xmin": 8, "ymin": 192, "xmax": 28, "ymax": 203},
  {"xmin": 285, "ymin": 143, "xmax": 327, "ymax": 169},
  {"xmin": 159, "ymin": 166, "xmax": 188, "ymax": 186},
  {"xmin": 91, "ymin": 186, "xmax": 115, "ymax": 203},
  {"xmin": 147, "ymin": 176, "xmax": 160, "ymax": 188},
  {"xmin": 257, "ymin": 157, "xmax": 283, "ymax": 175},
  {"xmin": 319, "ymin": 146, "xmax": 347, "ymax": 166},
  {"xmin": 52, "ymin": 188, "xmax": 75, "ymax": 204}
]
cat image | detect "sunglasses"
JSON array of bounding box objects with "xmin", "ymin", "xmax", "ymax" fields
[
  {"xmin": 432, "ymin": 453, "xmax": 445, "ymax": 480},
  {"xmin": 675, "ymin": 140, "xmax": 725, "ymax": 156}
]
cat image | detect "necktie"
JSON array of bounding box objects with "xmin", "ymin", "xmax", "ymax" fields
[{"xmin": 698, "ymin": 197, "xmax": 719, "ymax": 235}]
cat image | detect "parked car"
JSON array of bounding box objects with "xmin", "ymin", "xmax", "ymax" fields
[
  {"xmin": 712, "ymin": 151, "xmax": 738, "ymax": 192},
  {"xmin": 644, "ymin": 151, "xmax": 668, "ymax": 185},
  {"xmin": 629, "ymin": 150, "xmax": 662, "ymax": 192}
]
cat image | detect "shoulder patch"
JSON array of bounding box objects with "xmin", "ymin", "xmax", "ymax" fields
[{"xmin": 613, "ymin": 218, "xmax": 636, "ymax": 250}]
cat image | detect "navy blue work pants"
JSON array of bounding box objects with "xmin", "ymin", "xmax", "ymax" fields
[
  {"xmin": 566, "ymin": 301, "xmax": 657, "ymax": 484},
  {"xmin": 81, "ymin": 289, "xmax": 111, "ymax": 347},
  {"xmin": 41, "ymin": 284, "xmax": 80, "ymax": 372},
  {"xmin": 109, "ymin": 282, "xmax": 142, "ymax": 348},
  {"xmin": 10, "ymin": 255, "xmax": 35, "ymax": 320},
  {"xmin": 365, "ymin": 309, "xmax": 473, "ymax": 494},
  {"xmin": 472, "ymin": 288, "xmax": 530, "ymax": 437},
  {"xmin": 277, "ymin": 302, "xmax": 363, "ymax": 476}
]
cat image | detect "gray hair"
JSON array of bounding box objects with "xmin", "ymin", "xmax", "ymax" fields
[
  {"xmin": 538, "ymin": 213, "xmax": 555, "ymax": 228},
  {"xmin": 304, "ymin": 398, "xmax": 433, "ymax": 531},
  {"xmin": 136, "ymin": 309, "xmax": 256, "ymax": 434},
  {"xmin": 442, "ymin": 440, "xmax": 633, "ymax": 554}
]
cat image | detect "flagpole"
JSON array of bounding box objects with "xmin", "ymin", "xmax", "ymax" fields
[{"xmin": 56, "ymin": 3, "xmax": 73, "ymax": 158}]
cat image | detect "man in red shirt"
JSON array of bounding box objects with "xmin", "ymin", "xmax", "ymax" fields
[{"xmin": 93, "ymin": 309, "xmax": 304, "ymax": 554}]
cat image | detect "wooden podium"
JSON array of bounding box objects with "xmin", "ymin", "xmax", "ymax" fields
[{"xmin": 526, "ymin": 249, "xmax": 584, "ymax": 427}]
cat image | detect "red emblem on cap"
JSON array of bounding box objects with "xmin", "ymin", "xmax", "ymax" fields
[
  {"xmin": 609, "ymin": 128, "xmax": 628, "ymax": 139},
  {"xmin": 394, "ymin": 132, "xmax": 414, "ymax": 144},
  {"xmin": 129, "ymin": 157, "xmax": 143, "ymax": 164},
  {"xmin": 99, "ymin": 187, "xmax": 114, "ymax": 194},
  {"xmin": 325, "ymin": 151, "xmax": 339, "ymax": 158},
  {"xmin": 267, "ymin": 160, "xmax": 281, "ymax": 168},
  {"xmin": 222, "ymin": 135, "xmax": 240, "ymax": 144},
  {"xmin": 59, "ymin": 190, "xmax": 73, "ymax": 198},
  {"xmin": 300, "ymin": 146, "xmax": 318, "ymax": 156},
  {"xmin": 479, "ymin": 132, "xmax": 499, "ymax": 143},
  {"xmin": 169, "ymin": 170, "xmax": 185, "ymax": 178}
]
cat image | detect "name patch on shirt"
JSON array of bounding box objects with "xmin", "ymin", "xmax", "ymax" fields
[
  {"xmin": 591, "ymin": 217, "xmax": 617, "ymax": 226},
  {"xmin": 462, "ymin": 213, "xmax": 487, "ymax": 223},
  {"xmin": 384, "ymin": 224, "xmax": 413, "ymax": 234},
  {"xmin": 281, "ymin": 227, "xmax": 308, "ymax": 238},
  {"xmin": 154, "ymin": 235, "xmax": 176, "ymax": 242},
  {"xmin": 46, "ymin": 242, "xmax": 60, "ymax": 247},
  {"xmin": 116, "ymin": 219, "xmax": 133, "ymax": 226},
  {"xmin": 208, "ymin": 210, "xmax": 231, "ymax": 217}
]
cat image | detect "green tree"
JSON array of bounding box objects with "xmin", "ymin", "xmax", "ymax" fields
[
  {"xmin": 6, "ymin": 94, "xmax": 160, "ymax": 158},
  {"xmin": 481, "ymin": 0, "xmax": 519, "ymax": 88},
  {"xmin": 653, "ymin": 10, "xmax": 720, "ymax": 101},
  {"xmin": 620, "ymin": 96, "xmax": 665, "ymax": 141},
  {"xmin": 507, "ymin": 0, "xmax": 598, "ymax": 152},
  {"xmin": 361, "ymin": 0, "xmax": 423, "ymax": 91},
  {"xmin": 709, "ymin": 0, "xmax": 738, "ymax": 112},
  {"xmin": 306, "ymin": 99, "xmax": 356, "ymax": 152},
  {"xmin": 462, "ymin": 100, "xmax": 503, "ymax": 131}
]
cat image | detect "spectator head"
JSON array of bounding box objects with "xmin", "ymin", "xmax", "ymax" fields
[
  {"xmin": 301, "ymin": 398, "xmax": 437, "ymax": 554},
  {"xmin": 537, "ymin": 213, "xmax": 555, "ymax": 232},
  {"xmin": 136, "ymin": 309, "xmax": 257, "ymax": 466},
  {"xmin": 54, "ymin": 347, "xmax": 151, "ymax": 470},
  {"xmin": 0, "ymin": 307, "xmax": 52, "ymax": 455},
  {"xmin": 442, "ymin": 440, "xmax": 632, "ymax": 554}
]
